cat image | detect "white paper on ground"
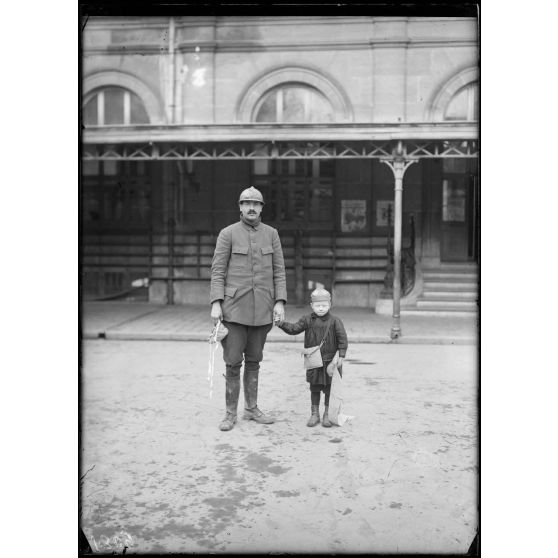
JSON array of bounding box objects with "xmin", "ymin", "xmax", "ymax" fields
[{"xmin": 336, "ymin": 412, "xmax": 355, "ymax": 426}]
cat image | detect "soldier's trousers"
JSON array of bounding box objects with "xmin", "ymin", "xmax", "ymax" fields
[{"xmin": 220, "ymin": 321, "xmax": 273, "ymax": 414}]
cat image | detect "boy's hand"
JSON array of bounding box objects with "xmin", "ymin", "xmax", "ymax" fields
[
  {"xmin": 274, "ymin": 315, "xmax": 283, "ymax": 326},
  {"xmin": 273, "ymin": 301, "xmax": 285, "ymax": 323},
  {"xmin": 327, "ymin": 356, "xmax": 344, "ymax": 376}
]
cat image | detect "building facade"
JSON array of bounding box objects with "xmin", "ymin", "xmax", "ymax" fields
[{"xmin": 82, "ymin": 16, "xmax": 479, "ymax": 313}]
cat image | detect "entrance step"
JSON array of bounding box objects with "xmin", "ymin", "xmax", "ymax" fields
[
  {"xmin": 423, "ymin": 282, "xmax": 477, "ymax": 292},
  {"xmin": 421, "ymin": 291, "xmax": 477, "ymax": 301},
  {"xmin": 408, "ymin": 263, "xmax": 479, "ymax": 315},
  {"xmin": 401, "ymin": 308, "xmax": 478, "ymax": 318},
  {"xmin": 416, "ymin": 300, "xmax": 477, "ymax": 310},
  {"xmin": 422, "ymin": 272, "xmax": 478, "ymax": 282}
]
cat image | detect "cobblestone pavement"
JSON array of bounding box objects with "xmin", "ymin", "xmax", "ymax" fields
[{"xmin": 80, "ymin": 339, "xmax": 478, "ymax": 554}]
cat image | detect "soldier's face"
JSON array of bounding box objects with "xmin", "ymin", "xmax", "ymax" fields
[{"xmin": 239, "ymin": 201, "xmax": 263, "ymax": 223}]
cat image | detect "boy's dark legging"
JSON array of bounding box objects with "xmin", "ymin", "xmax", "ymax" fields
[{"xmin": 310, "ymin": 385, "xmax": 331, "ymax": 406}]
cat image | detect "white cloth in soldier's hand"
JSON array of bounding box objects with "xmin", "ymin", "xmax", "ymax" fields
[{"xmin": 209, "ymin": 321, "xmax": 228, "ymax": 343}]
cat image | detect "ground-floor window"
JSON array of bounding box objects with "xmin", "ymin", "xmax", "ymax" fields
[
  {"xmin": 251, "ymin": 158, "xmax": 334, "ymax": 229},
  {"xmin": 82, "ymin": 160, "xmax": 152, "ymax": 229}
]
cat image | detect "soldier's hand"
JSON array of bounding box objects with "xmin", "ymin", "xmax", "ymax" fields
[
  {"xmin": 273, "ymin": 301, "xmax": 285, "ymax": 323},
  {"xmin": 273, "ymin": 314, "xmax": 283, "ymax": 326},
  {"xmin": 337, "ymin": 357, "xmax": 344, "ymax": 368},
  {"xmin": 210, "ymin": 301, "xmax": 223, "ymax": 324}
]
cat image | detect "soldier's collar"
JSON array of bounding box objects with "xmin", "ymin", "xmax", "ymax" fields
[{"xmin": 240, "ymin": 216, "xmax": 262, "ymax": 229}]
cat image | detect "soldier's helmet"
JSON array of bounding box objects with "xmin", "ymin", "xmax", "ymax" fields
[
  {"xmin": 311, "ymin": 288, "xmax": 331, "ymax": 303},
  {"xmin": 238, "ymin": 186, "xmax": 265, "ymax": 205}
]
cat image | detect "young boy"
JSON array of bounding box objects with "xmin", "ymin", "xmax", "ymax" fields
[{"xmin": 275, "ymin": 288, "xmax": 348, "ymax": 427}]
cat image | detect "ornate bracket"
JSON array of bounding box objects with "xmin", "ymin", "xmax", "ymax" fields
[{"xmin": 379, "ymin": 141, "xmax": 418, "ymax": 181}]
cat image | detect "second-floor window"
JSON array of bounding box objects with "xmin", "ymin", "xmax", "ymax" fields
[
  {"xmin": 83, "ymin": 87, "xmax": 150, "ymax": 126},
  {"xmin": 444, "ymin": 82, "xmax": 478, "ymax": 121},
  {"xmin": 254, "ymin": 84, "xmax": 334, "ymax": 123}
]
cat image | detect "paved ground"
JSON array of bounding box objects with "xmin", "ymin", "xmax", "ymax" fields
[
  {"xmin": 81, "ymin": 301, "xmax": 478, "ymax": 345},
  {"xmin": 80, "ymin": 338, "xmax": 479, "ymax": 554}
]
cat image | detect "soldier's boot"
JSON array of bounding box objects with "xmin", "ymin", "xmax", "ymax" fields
[
  {"xmin": 307, "ymin": 405, "xmax": 320, "ymax": 427},
  {"xmin": 242, "ymin": 364, "xmax": 274, "ymax": 424},
  {"xmin": 219, "ymin": 365, "xmax": 240, "ymax": 431},
  {"xmin": 322, "ymin": 406, "xmax": 332, "ymax": 428}
]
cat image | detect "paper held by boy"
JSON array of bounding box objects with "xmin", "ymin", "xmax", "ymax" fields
[{"xmin": 327, "ymin": 351, "xmax": 355, "ymax": 427}]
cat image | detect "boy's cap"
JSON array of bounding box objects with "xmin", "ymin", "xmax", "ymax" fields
[{"xmin": 311, "ymin": 288, "xmax": 331, "ymax": 303}]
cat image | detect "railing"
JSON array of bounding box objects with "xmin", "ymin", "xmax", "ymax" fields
[
  {"xmin": 402, "ymin": 214, "xmax": 416, "ymax": 297},
  {"xmin": 383, "ymin": 207, "xmax": 416, "ymax": 297}
]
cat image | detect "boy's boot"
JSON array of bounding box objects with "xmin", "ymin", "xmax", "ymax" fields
[
  {"xmin": 307, "ymin": 405, "xmax": 320, "ymax": 427},
  {"xmin": 322, "ymin": 406, "xmax": 332, "ymax": 427},
  {"xmin": 243, "ymin": 363, "xmax": 274, "ymax": 424},
  {"xmin": 220, "ymin": 365, "xmax": 240, "ymax": 431}
]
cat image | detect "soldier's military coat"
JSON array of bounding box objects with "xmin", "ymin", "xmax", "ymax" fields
[{"xmin": 210, "ymin": 219, "xmax": 287, "ymax": 326}]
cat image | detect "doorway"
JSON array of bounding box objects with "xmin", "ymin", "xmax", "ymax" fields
[{"xmin": 440, "ymin": 159, "xmax": 478, "ymax": 262}]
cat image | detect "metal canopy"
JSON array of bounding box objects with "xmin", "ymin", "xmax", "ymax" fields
[{"xmin": 82, "ymin": 139, "xmax": 478, "ymax": 160}]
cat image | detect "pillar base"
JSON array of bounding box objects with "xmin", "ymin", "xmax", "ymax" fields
[{"xmin": 390, "ymin": 326, "xmax": 401, "ymax": 340}]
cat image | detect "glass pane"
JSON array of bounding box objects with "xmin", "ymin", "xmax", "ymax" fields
[
  {"xmin": 442, "ymin": 179, "xmax": 466, "ymax": 222},
  {"xmin": 83, "ymin": 190, "xmax": 101, "ymax": 221},
  {"xmin": 471, "ymin": 84, "xmax": 479, "ymax": 120},
  {"xmin": 280, "ymin": 189, "xmax": 289, "ymax": 220},
  {"xmin": 445, "ymin": 84, "xmax": 480, "ymax": 121},
  {"xmin": 274, "ymin": 160, "xmax": 289, "ymax": 175},
  {"xmin": 319, "ymin": 159, "xmax": 335, "ymax": 177},
  {"xmin": 103, "ymin": 160, "xmax": 118, "ymax": 175},
  {"xmin": 257, "ymin": 184, "xmax": 277, "ymax": 221},
  {"xmin": 290, "ymin": 189, "xmax": 306, "ymax": 220},
  {"xmin": 255, "ymin": 91, "xmax": 277, "ymax": 122},
  {"xmin": 283, "ymin": 88, "xmax": 306, "ymax": 122},
  {"xmin": 443, "ymin": 158, "xmax": 467, "ymax": 173},
  {"xmin": 307, "ymin": 91, "xmax": 334, "ymax": 122},
  {"xmin": 444, "ymin": 87, "xmax": 469, "ymax": 120},
  {"xmin": 309, "ymin": 187, "xmax": 332, "ymax": 222},
  {"xmin": 83, "ymin": 96, "xmax": 98, "ymax": 126},
  {"xmin": 252, "ymin": 159, "xmax": 270, "ymax": 175},
  {"xmin": 136, "ymin": 161, "xmax": 146, "ymax": 176},
  {"xmin": 104, "ymin": 88, "xmax": 125, "ymax": 125},
  {"xmin": 255, "ymin": 85, "xmax": 334, "ymax": 123},
  {"xmin": 130, "ymin": 92, "xmax": 150, "ymax": 124},
  {"xmin": 295, "ymin": 159, "xmax": 310, "ymax": 176},
  {"xmin": 82, "ymin": 160, "xmax": 99, "ymax": 176},
  {"xmin": 129, "ymin": 188, "xmax": 151, "ymax": 222}
]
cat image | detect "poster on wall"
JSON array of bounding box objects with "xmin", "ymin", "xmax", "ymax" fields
[
  {"xmin": 376, "ymin": 200, "xmax": 394, "ymax": 227},
  {"xmin": 340, "ymin": 200, "xmax": 366, "ymax": 232}
]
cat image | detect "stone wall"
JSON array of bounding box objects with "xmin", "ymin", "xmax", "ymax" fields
[{"xmin": 83, "ymin": 16, "xmax": 478, "ymax": 126}]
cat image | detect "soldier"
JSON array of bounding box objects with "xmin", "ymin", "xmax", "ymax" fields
[{"xmin": 210, "ymin": 187, "xmax": 287, "ymax": 431}]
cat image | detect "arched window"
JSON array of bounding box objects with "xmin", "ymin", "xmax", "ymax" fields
[
  {"xmin": 254, "ymin": 84, "xmax": 334, "ymax": 123},
  {"xmin": 83, "ymin": 87, "xmax": 150, "ymax": 126},
  {"xmin": 444, "ymin": 82, "xmax": 478, "ymax": 121}
]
